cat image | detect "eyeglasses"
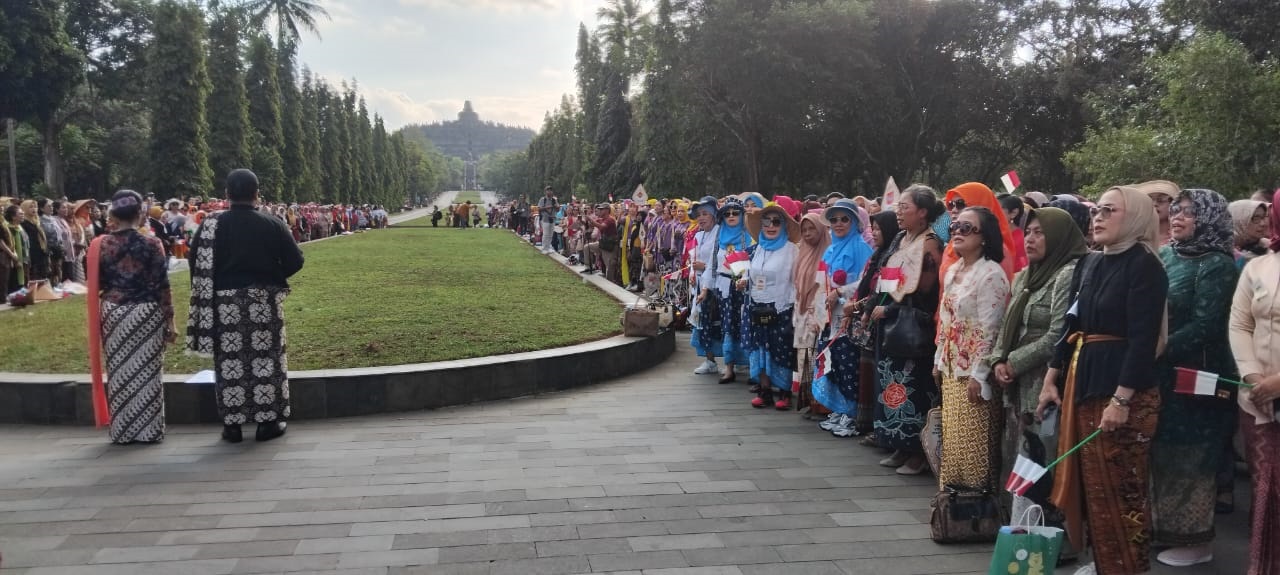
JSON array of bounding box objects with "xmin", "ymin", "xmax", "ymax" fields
[
  {"xmin": 1090, "ymin": 205, "xmax": 1117, "ymax": 221},
  {"xmin": 763, "ymin": 217, "xmax": 783, "ymax": 228},
  {"xmin": 723, "ymin": 210, "xmax": 741, "ymax": 217},
  {"xmin": 1152, "ymin": 195, "xmax": 1174, "ymax": 206},
  {"xmin": 946, "ymin": 199, "xmax": 966, "ymax": 212},
  {"xmin": 1252, "ymin": 214, "xmax": 1267, "ymax": 224},
  {"xmin": 829, "ymin": 215, "xmax": 852, "ymax": 224},
  {"xmin": 1168, "ymin": 204, "xmax": 1197, "ymax": 219},
  {"xmin": 949, "ymin": 221, "xmax": 979, "ymax": 236}
]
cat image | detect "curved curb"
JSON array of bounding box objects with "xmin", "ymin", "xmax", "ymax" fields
[{"xmin": 0, "ymin": 223, "xmax": 676, "ymax": 425}]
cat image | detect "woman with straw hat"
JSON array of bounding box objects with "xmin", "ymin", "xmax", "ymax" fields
[{"xmin": 742, "ymin": 201, "xmax": 800, "ymax": 409}]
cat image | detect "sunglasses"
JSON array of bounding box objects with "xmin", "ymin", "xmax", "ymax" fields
[
  {"xmin": 723, "ymin": 210, "xmax": 742, "ymax": 217},
  {"xmin": 946, "ymin": 199, "xmax": 966, "ymax": 211},
  {"xmin": 829, "ymin": 215, "xmax": 852, "ymax": 224},
  {"xmin": 1090, "ymin": 205, "xmax": 1117, "ymax": 220},
  {"xmin": 949, "ymin": 221, "xmax": 979, "ymax": 236},
  {"xmin": 1168, "ymin": 204, "xmax": 1197, "ymax": 218},
  {"xmin": 763, "ymin": 217, "xmax": 783, "ymax": 228}
]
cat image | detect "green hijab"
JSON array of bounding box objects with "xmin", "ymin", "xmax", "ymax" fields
[{"xmin": 997, "ymin": 207, "xmax": 1088, "ymax": 360}]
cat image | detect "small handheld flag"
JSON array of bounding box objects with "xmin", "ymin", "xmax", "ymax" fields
[
  {"xmin": 1174, "ymin": 367, "xmax": 1249, "ymax": 398},
  {"xmin": 632, "ymin": 184, "xmax": 648, "ymax": 203},
  {"xmin": 1005, "ymin": 455, "xmax": 1048, "ymax": 497},
  {"xmin": 883, "ymin": 177, "xmax": 899, "ymax": 207},
  {"xmin": 1000, "ymin": 171, "xmax": 1021, "ymax": 194},
  {"xmin": 724, "ymin": 250, "xmax": 751, "ymax": 277},
  {"xmin": 815, "ymin": 347, "xmax": 833, "ymax": 379},
  {"xmin": 878, "ymin": 267, "xmax": 903, "ymax": 293}
]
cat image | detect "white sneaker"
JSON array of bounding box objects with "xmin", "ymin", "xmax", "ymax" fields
[
  {"xmin": 817, "ymin": 413, "xmax": 843, "ymax": 431},
  {"xmin": 693, "ymin": 360, "xmax": 718, "ymax": 375},
  {"xmin": 830, "ymin": 415, "xmax": 859, "ymax": 437},
  {"xmin": 1073, "ymin": 563, "xmax": 1096, "ymax": 575}
]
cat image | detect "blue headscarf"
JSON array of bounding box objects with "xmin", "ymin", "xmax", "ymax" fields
[
  {"xmin": 822, "ymin": 207, "xmax": 872, "ymax": 277},
  {"xmin": 718, "ymin": 198, "xmax": 750, "ymax": 251},
  {"xmin": 758, "ymin": 222, "xmax": 789, "ymax": 251}
]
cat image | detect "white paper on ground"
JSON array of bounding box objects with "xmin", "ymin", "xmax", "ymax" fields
[{"xmin": 186, "ymin": 370, "xmax": 216, "ymax": 385}]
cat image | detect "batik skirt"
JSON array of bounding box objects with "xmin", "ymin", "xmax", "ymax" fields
[
  {"xmin": 1242, "ymin": 417, "xmax": 1280, "ymax": 575},
  {"xmin": 812, "ymin": 332, "xmax": 860, "ymax": 416},
  {"xmin": 213, "ymin": 286, "xmax": 292, "ymax": 426},
  {"xmin": 872, "ymin": 347, "xmax": 938, "ymax": 453},
  {"xmin": 720, "ymin": 288, "xmax": 750, "ymax": 366},
  {"xmin": 102, "ymin": 300, "xmax": 166, "ymax": 444},
  {"xmin": 693, "ymin": 291, "xmax": 724, "ymax": 359},
  {"xmin": 747, "ymin": 305, "xmax": 795, "ymax": 392},
  {"xmin": 1151, "ymin": 392, "xmax": 1237, "ymax": 547},
  {"xmin": 938, "ymin": 375, "xmax": 1002, "ymax": 490}
]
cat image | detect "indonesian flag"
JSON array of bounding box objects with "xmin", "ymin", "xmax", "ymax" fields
[
  {"xmin": 1005, "ymin": 455, "xmax": 1048, "ymax": 496},
  {"xmin": 724, "ymin": 249, "xmax": 751, "ymax": 277},
  {"xmin": 1000, "ymin": 171, "xmax": 1021, "ymax": 194},
  {"xmin": 815, "ymin": 347, "xmax": 833, "ymax": 379},
  {"xmin": 878, "ymin": 267, "xmax": 903, "ymax": 293},
  {"xmin": 792, "ymin": 370, "xmax": 802, "ymax": 394},
  {"xmin": 883, "ymin": 177, "xmax": 899, "ymax": 208},
  {"xmin": 1175, "ymin": 367, "xmax": 1225, "ymax": 397}
]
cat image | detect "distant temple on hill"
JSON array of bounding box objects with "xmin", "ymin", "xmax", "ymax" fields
[{"xmin": 407, "ymin": 101, "xmax": 534, "ymax": 190}]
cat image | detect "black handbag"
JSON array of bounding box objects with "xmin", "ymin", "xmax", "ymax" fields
[
  {"xmin": 599, "ymin": 235, "xmax": 619, "ymax": 253},
  {"xmin": 880, "ymin": 298, "xmax": 935, "ymax": 357},
  {"xmin": 929, "ymin": 486, "xmax": 1006, "ymax": 543},
  {"xmin": 750, "ymin": 303, "xmax": 778, "ymax": 326}
]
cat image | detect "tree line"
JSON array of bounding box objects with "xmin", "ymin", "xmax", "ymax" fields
[
  {"xmin": 485, "ymin": 0, "xmax": 1280, "ymax": 201},
  {"xmin": 0, "ymin": 0, "xmax": 454, "ymax": 206}
]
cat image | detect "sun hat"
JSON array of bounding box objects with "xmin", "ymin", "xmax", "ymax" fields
[
  {"xmin": 747, "ymin": 202, "xmax": 800, "ymax": 241},
  {"xmin": 687, "ymin": 195, "xmax": 718, "ymax": 219},
  {"xmin": 823, "ymin": 198, "xmax": 861, "ymax": 231},
  {"xmin": 718, "ymin": 196, "xmax": 747, "ymax": 219}
]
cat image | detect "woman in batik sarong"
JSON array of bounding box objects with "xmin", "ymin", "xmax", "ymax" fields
[
  {"xmin": 871, "ymin": 185, "xmax": 944, "ymax": 475},
  {"xmin": 812, "ymin": 199, "xmax": 873, "ymax": 438},
  {"xmin": 188, "ymin": 169, "xmax": 304, "ymax": 444},
  {"xmin": 983, "ymin": 207, "xmax": 1084, "ymax": 552},
  {"xmin": 700, "ymin": 197, "xmax": 753, "ymax": 383},
  {"xmin": 793, "ymin": 210, "xmax": 831, "ymax": 417},
  {"xmin": 1038, "ymin": 186, "xmax": 1167, "ymax": 575},
  {"xmin": 935, "ymin": 207, "xmax": 1009, "ymax": 490},
  {"xmin": 1230, "ymin": 199, "xmax": 1280, "ymax": 575},
  {"xmin": 743, "ymin": 202, "xmax": 799, "ymax": 409},
  {"xmin": 87, "ymin": 189, "xmax": 175, "ymax": 444},
  {"xmin": 851, "ymin": 211, "xmax": 899, "ymax": 436},
  {"xmin": 1148, "ymin": 189, "xmax": 1238, "ymax": 567}
]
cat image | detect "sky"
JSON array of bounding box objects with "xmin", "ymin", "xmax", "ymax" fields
[{"xmin": 296, "ymin": 0, "xmax": 597, "ymax": 133}]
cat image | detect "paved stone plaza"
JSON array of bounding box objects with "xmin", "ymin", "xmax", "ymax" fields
[{"xmin": 0, "ymin": 337, "xmax": 1252, "ymax": 574}]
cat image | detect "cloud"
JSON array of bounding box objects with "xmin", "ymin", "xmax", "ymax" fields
[{"xmin": 397, "ymin": 0, "xmax": 561, "ymax": 12}]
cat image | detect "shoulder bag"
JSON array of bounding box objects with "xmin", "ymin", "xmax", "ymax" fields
[
  {"xmin": 880, "ymin": 295, "xmax": 935, "ymax": 358},
  {"xmin": 930, "ymin": 486, "xmax": 1006, "ymax": 543}
]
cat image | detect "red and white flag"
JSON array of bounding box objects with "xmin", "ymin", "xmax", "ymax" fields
[
  {"xmin": 878, "ymin": 267, "xmax": 903, "ymax": 293},
  {"xmin": 883, "ymin": 177, "xmax": 900, "ymax": 208},
  {"xmin": 1000, "ymin": 171, "xmax": 1021, "ymax": 194},
  {"xmin": 1175, "ymin": 367, "xmax": 1222, "ymax": 397},
  {"xmin": 1005, "ymin": 454, "xmax": 1048, "ymax": 496},
  {"xmin": 815, "ymin": 347, "xmax": 833, "ymax": 379}
]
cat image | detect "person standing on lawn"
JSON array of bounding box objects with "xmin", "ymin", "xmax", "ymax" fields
[
  {"xmin": 538, "ymin": 187, "xmax": 559, "ymax": 254},
  {"xmin": 187, "ymin": 169, "xmax": 304, "ymax": 444}
]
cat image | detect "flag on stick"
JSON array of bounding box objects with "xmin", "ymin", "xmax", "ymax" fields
[
  {"xmin": 1001, "ymin": 171, "xmax": 1021, "ymax": 194},
  {"xmin": 1174, "ymin": 367, "xmax": 1249, "ymax": 398},
  {"xmin": 878, "ymin": 267, "xmax": 902, "ymax": 293},
  {"xmin": 1005, "ymin": 455, "xmax": 1048, "ymax": 497},
  {"xmin": 883, "ymin": 177, "xmax": 900, "ymax": 207},
  {"xmin": 815, "ymin": 346, "xmax": 833, "ymax": 379},
  {"xmin": 724, "ymin": 249, "xmax": 751, "ymax": 277}
]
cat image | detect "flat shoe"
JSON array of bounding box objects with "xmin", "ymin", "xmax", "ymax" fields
[
  {"xmin": 255, "ymin": 422, "xmax": 287, "ymax": 442},
  {"xmin": 222, "ymin": 424, "xmax": 242, "ymax": 444},
  {"xmin": 718, "ymin": 373, "xmax": 736, "ymax": 384}
]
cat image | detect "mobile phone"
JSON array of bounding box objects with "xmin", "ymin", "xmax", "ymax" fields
[{"xmin": 1040, "ymin": 404, "xmax": 1059, "ymax": 436}]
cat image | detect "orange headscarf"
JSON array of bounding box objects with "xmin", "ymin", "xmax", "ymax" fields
[{"xmin": 940, "ymin": 182, "xmax": 1020, "ymax": 289}]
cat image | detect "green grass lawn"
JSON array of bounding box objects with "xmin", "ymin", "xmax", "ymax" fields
[
  {"xmin": 2, "ymin": 227, "xmax": 621, "ymax": 374},
  {"xmin": 453, "ymin": 191, "xmax": 483, "ymax": 204}
]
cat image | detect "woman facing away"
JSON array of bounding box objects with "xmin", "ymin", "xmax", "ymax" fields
[
  {"xmin": 1229, "ymin": 199, "xmax": 1280, "ymax": 575},
  {"xmin": 935, "ymin": 206, "xmax": 1010, "ymax": 498},
  {"xmin": 87, "ymin": 190, "xmax": 176, "ymax": 444},
  {"xmin": 870, "ymin": 185, "xmax": 945, "ymax": 475},
  {"xmin": 1149, "ymin": 188, "xmax": 1239, "ymax": 568},
  {"xmin": 1038, "ymin": 186, "xmax": 1167, "ymax": 575}
]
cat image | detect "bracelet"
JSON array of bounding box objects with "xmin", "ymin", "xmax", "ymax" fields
[
  {"xmin": 1111, "ymin": 393, "xmax": 1131, "ymax": 407},
  {"xmin": 1109, "ymin": 397, "xmax": 1130, "ymax": 410}
]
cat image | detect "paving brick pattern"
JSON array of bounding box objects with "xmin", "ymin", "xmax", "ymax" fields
[{"xmin": 0, "ymin": 335, "xmax": 1251, "ymax": 574}]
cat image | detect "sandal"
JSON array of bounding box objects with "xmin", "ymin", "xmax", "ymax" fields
[{"xmin": 719, "ymin": 372, "xmax": 737, "ymax": 384}]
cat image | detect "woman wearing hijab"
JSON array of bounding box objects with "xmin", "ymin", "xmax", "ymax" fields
[
  {"xmin": 1229, "ymin": 199, "xmax": 1269, "ymax": 268},
  {"xmin": 1230, "ymin": 199, "xmax": 1280, "ymax": 575},
  {"xmin": 1148, "ymin": 189, "xmax": 1239, "ymax": 568},
  {"xmin": 941, "ymin": 183, "xmax": 1020, "ymax": 288},
  {"xmin": 849, "ymin": 211, "xmax": 901, "ymax": 437},
  {"xmin": 87, "ymin": 190, "xmax": 175, "ymax": 443},
  {"xmin": 742, "ymin": 203, "xmax": 799, "ymax": 409},
  {"xmin": 870, "ymin": 186, "xmax": 945, "ymax": 473},
  {"xmin": 935, "ymin": 207, "xmax": 1010, "ymax": 499},
  {"xmin": 1136, "ymin": 179, "xmax": 1179, "ymax": 247},
  {"xmin": 697, "ymin": 197, "xmax": 753, "ymax": 382},
  {"xmin": 793, "ymin": 209, "xmax": 831, "ymax": 415},
  {"xmin": 1037, "ymin": 186, "xmax": 1167, "ymax": 575},
  {"xmin": 811, "ymin": 199, "xmax": 874, "ymax": 438},
  {"xmin": 984, "ymin": 207, "xmax": 1086, "ymax": 551}
]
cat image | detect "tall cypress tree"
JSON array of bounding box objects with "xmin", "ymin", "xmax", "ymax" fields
[
  {"xmin": 147, "ymin": 0, "xmax": 212, "ymax": 197},
  {"xmin": 637, "ymin": 0, "xmax": 695, "ymax": 195},
  {"xmin": 354, "ymin": 96, "xmax": 375, "ymax": 203},
  {"xmin": 244, "ymin": 35, "xmax": 285, "ymax": 201},
  {"xmin": 298, "ymin": 68, "xmax": 323, "ymax": 202},
  {"xmin": 205, "ymin": 5, "xmax": 251, "ymax": 191},
  {"xmin": 341, "ymin": 84, "xmax": 360, "ymax": 202},
  {"xmin": 277, "ymin": 41, "xmax": 308, "ymax": 202},
  {"xmin": 332, "ymin": 86, "xmax": 353, "ymax": 203}
]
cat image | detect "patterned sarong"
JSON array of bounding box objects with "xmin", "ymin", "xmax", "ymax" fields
[{"xmin": 102, "ymin": 301, "xmax": 166, "ymax": 443}]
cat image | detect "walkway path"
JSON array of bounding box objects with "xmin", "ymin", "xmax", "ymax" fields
[{"xmin": 0, "ymin": 337, "xmax": 1252, "ymax": 574}]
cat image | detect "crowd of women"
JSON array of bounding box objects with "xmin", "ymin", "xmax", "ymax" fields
[
  {"xmin": 1, "ymin": 195, "xmax": 387, "ymax": 297},
  {"xmin": 540, "ymin": 182, "xmax": 1280, "ymax": 575}
]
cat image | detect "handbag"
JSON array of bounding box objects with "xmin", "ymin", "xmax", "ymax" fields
[
  {"xmin": 642, "ymin": 251, "xmax": 656, "ymax": 272},
  {"xmin": 987, "ymin": 505, "xmax": 1065, "ymax": 575},
  {"xmin": 599, "ymin": 235, "xmax": 619, "ymax": 253},
  {"xmin": 622, "ymin": 306, "xmax": 659, "ymax": 337},
  {"xmin": 880, "ymin": 298, "xmax": 935, "ymax": 357},
  {"xmin": 750, "ymin": 302, "xmax": 778, "ymax": 326},
  {"xmin": 930, "ymin": 486, "xmax": 1006, "ymax": 543},
  {"xmin": 921, "ymin": 407, "xmax": 943, "ymax": 477}
]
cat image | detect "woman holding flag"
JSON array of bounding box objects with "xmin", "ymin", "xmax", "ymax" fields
[
  {"xmin": 1037, "ymin": 185, "xmax": 1167, "ymax": 575},
  {"xmin": 698, "ymin": 197, "xmax": 753, "ymax": 382},
  {"xmin": 870, "ymin": 185, "xmax": 944, "ymax": 473},
  {"xmin": 850, "ymin": 211, "xmax": 900, "ymax": 437},
  {"xmin": 1148, "ymin": 189, "xmax": 1239, "ymax": 568},
  {"xmin": 86, "ymin": 190, "xmax": 176, "ymax": 444},
  {"xmin": 742, "ymin": 201, "xmax": 800, "ymax": 409},
  {"xmin": 810, "ymin": 199, "xmax": 873, "ymax": 437}
]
